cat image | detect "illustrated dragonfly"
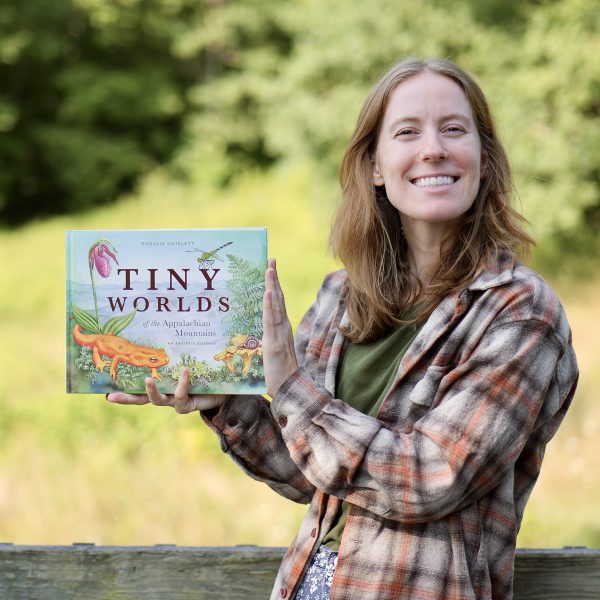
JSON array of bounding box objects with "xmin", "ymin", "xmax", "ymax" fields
[{"xmin": 186, "ymin": 241, "xmax": 233, "ymax": 269}]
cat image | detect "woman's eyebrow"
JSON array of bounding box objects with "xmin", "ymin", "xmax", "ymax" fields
[
  {"xmin": 387, "ymin": 112, "xmax": 473, "ymax": 132},
  {"xmin": 441, "ymin": 112, "xmax": 473, "ymax": 124},
  {"xmin": 388, "ymin": 116, "xmax": 418, "ymax": 129}
]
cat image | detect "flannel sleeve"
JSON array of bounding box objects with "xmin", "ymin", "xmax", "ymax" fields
[
  {"xmin": 270, "ymin": 310, "xmax": 578, "ymax": 523},
  {"xmin": 201, "ymin": 393, "xmax": 315, "ymax": 503},
  {"xmin": 198, "ymin": 274, "xmax": 337, "ymax": 504}
]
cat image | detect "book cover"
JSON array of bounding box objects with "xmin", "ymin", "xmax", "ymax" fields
[{"xmin": 66, "ymin": 228, "xmax": 267, "ymax": 394}]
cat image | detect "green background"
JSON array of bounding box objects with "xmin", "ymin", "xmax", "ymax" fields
[{"xmin": 0, "ymin": 0, "xmax": 598, "ymax": 549}]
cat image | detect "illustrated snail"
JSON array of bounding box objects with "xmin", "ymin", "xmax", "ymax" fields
[{"xmin": 243, "ymin": 335, "xmax": 260, "ymax": 350}]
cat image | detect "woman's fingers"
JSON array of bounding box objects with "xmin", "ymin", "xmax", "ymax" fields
[
  {"xmin": 264, "ymin": 286, "xmax": 286, "ymax": 336},
  {"xmin": 173, "ymin": 367, "xmax": 190, "ymax": 403},
  {"xmin": 263, "ymin": 258, "xmax": 298, "ymax": 397},
  {"xmin": 145, "ymin": 377, "xmax": 171, "ymax": 406},
  {"xmin": 106, "ymin": 377, "xmax": 176, "ymax": 407},
  {"xmin": 173, "ymin": 368, "xmax": 196, "ymax": 413},
  {"xmin": 265, "ymin": 266, "xmax": 279, "ymax": 325},
  {"xmin": 267, "ymin": 258, "xmax": 288, "ymax": 320},
  {"xmin": 265, "ymin": 286, "xmax": 282, "ymax": 329},
  {"xmin": 264, "ymin": 258, "xmax": 294, "ymax": 340},
  {"xmin": 106, "ymin": 392, "xmax": 150, "ymax": 405},
  {"xmin": 107, "ymin": 368, "xmax": 226, "ymax": 414},
  {"xmin": 266, "ymin": 262, "xmax": 291, "ymax": 330}
]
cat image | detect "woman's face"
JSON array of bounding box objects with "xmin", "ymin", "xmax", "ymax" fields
[{"xmin": 372, "ymin": 71, "xmax": 484, "ymax": 234}]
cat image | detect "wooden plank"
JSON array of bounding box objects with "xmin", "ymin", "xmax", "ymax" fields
[
  {"xmin": 1, "ymin": 545, "xmax": 599, "ymax": 599},
  {"xmin": 513, "ymin": 548, "xmax": 600, "ymax": 599},
  {"xmin": 0, "ymin": 545, "xmax": 284, "ymax": 600}
]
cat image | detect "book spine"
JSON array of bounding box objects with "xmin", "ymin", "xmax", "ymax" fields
[{"xmin": 65, "ymin": 230, "xmax": 72, "ymax": 393}]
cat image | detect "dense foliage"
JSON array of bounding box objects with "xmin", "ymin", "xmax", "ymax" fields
[
  {"xmin": 1, "ymin": 0, "xmax": 598, "ymax": 263},
  {"xmin": 0, "ymin": 0, "xmax": 216, "ymax": 221}
]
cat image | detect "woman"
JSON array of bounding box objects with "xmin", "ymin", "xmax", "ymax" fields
[{"xmin": 109, "ymin": 58, "xmax": 578, "ymax": 600}]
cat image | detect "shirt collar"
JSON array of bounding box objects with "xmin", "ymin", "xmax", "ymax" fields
[{"xmin": 467, "ymin": 250, "xmax": 517, "ymax": 292}]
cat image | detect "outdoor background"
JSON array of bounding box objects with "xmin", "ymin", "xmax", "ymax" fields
[{"xmin": 0, "ymin": 0, "xmax": 598, "ymax": 549}]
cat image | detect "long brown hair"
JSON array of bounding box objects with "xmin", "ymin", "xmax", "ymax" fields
[{"xmin": 330, "ymin": 57, "xmax": 534, "ymax": 343}]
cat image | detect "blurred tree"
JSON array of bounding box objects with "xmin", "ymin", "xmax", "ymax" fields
[
  {"xmin": 482, "ymin": 0, "xmax": 600, "ymax": 269},
  {"xmin": 0, "ymin": 0, "xmax": 212, "ymax": 224},
  {"xmin": 183, "ymin": 0, "xmax": 597, "ymax": 261},
  {"xmin": 1, "ymin": 0, "xmax": 597, "ymax": 271},
  {"xmin": 169, "ymin": 0, "xmax": 294, "ymax": 186},
  {"xmin": 261, "ymin": 0, "xmax": 484, "ymax": 175},
  {"xmin": 446, "ymin": 0, "xmax": 542, "ymax": 29},
  {"xmin": 172, "ymin": 0, "xmax": 484, "ymax": 187}
]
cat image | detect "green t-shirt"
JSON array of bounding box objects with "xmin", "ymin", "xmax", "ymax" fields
[{"xmin": 322, "ymin": 320, "xmax": 424, "ymax": 551}]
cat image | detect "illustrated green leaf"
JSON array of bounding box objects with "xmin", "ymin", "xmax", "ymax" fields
[
  {"xmin": 72, "ymin": 305, "xmax": 102, "ymax": 334},
  {"xmin": 102, "ymin": 309, "xmax": 137, "ymax": 335}
]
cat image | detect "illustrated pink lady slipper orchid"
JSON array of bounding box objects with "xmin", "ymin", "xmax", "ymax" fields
[{"xmin": 89, "ymin": 240, "xmax": 118, "ymax": 278}]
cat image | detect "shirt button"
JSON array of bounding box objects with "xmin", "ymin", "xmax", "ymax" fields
[
  {"xmin": 280, "ymin": 588, "xmax": 288, "ymax": 598},
  {"xmin": 226, "ymin": 417, "xmax": 238, "ymax": 427},
  {"xmin": 278, "ymin": 416, "xmax": 288, "ymax": 428},
  {"xmin": 311, "ymin": 528, "xmax": 317, "ymax": 538}
]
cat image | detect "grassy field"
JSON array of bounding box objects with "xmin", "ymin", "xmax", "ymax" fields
[{"xmin": 0, "ymin": 165, "xmax": 598, "ymax": 548}]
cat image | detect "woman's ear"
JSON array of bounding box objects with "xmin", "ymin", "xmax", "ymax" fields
[{"xmin": 371, "ymin": 156, "xmax": 385, "ymax": 186}]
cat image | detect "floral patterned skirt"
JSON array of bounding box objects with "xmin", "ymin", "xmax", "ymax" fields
[{"xmin": 294, "ymin": 545, "xmax": 339, "ymax": 600}]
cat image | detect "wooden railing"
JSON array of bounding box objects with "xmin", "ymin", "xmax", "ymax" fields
[{"xmin": 1, "ymin": 544, "xmax": 599, "ymax": 599}]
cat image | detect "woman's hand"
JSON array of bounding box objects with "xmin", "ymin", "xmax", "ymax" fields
[
  {"xmin": 106, "ymin": 368, "xmax": 227, "ymax": 413},
  {"xmin": 263, "ymin": 258, "xmax": 298, "ymax": 397}
]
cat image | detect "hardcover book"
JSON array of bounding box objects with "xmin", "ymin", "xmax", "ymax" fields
[{"xmin": 66, "ymin": 228, "xmax": 267, "ymax": 394}]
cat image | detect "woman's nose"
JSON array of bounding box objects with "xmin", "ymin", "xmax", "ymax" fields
[{"xmin": 419, "ymin": 131, "xmax": 448, "ymax": 160}]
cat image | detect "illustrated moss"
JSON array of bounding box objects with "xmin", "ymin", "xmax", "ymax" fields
[{"xmin": 165, "ymin": 353, "xmax": 263, "ymax": 388}]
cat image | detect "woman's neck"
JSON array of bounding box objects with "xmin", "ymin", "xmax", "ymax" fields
[{"xmin": 402, "ymin": 219, "xmax": 459, "ymax": 286}]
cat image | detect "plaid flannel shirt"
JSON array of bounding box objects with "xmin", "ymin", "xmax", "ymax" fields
[{"xmin": 203, "ymin": 252, "xmax": 578, "ymax": 600}]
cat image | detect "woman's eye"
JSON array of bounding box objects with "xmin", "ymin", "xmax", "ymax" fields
[
  {"xmin": 444, "ymin": 126, "xmax": 466, "ymax": 134},
  {"xmin": 396, "ymin": 129, "xmax": 417, "ymax": 137}
]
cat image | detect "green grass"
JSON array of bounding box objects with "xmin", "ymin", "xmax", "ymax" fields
[
  {"xmin": 0, "ymin": 162, "xmax": 337, "ymax": 546},
  {"xmin": 0, "ymin": 163, "xmax": 598, "ymax": 548}
]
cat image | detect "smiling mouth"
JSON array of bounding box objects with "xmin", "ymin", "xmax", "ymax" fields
[{"xmin": 411, "ymin": 175, "xmax": 459, "ymax": 188}]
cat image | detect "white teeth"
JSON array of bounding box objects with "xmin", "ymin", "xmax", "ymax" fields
[{"xmin": 412, "ymin": 176, "xmax": 455, "ymax": 187}]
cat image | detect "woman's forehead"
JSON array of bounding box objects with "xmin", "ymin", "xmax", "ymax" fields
[{"xmin": 383, "ymin": 71, "xmax": 474, "ymax": 124}]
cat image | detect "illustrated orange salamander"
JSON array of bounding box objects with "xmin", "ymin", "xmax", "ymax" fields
[{"xmin": 72, "ymin": 324, "xmax": 169, "ymax": 382}]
